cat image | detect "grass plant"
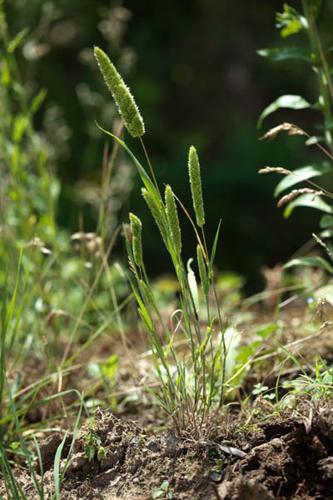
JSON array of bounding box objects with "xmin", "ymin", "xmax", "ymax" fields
[{"xmin": 95, "ymin": 46, "xmax": 231, "ymax": 435}]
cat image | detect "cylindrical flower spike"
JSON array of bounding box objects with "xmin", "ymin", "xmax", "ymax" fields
[
  {"xmin": 141, "ymin": 188, "xmax": 169, "ymax": 248},
  {"xmin": 94, "ymin": 46, "xmax": 145, "ymax": 138},
  {"xmin": 165, "ymin": 185, "xmax": 182, "ymax": 255},
  {"xmin": 188, "ymin": 146, "xmax": 205, "ymax": 227},
  {"xmin": 129, "ymin": 213, "xmax": 143, "ymax": 267}
]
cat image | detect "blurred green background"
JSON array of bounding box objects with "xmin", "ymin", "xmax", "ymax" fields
[{"xmin": 5, "ymin": 0, "xmax": 333, "ymax": 291}]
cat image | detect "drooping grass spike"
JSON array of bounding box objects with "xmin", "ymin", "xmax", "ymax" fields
[
  {"xmin": 188, "ymin": 146, "xmax": 205, "ymax": 227},
  {"xmin": 94, "ymin": 46, "xmax": 145, "ymax": 138},
  {"xmin": 165, "ymin": 185, "xmax": 182, "ymax": 255}
]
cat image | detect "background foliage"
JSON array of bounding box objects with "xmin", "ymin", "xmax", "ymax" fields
[{"xmin": 5, "ymin": 0, "xmax": 333, "ymax": 290}]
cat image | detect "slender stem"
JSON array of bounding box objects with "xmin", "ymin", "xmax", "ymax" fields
[
  {"xmin": 173, "ymin": 192, "xmax": 206, "ymax": 258},
  {"xmin": 97, "ymin": 123, "xmax": 123, "ymax": 240},
  {"xmin": 139, "ymin": 137, "xmax": 161, "ymax": 195},
  {"xmin": 302, "ymin": 0, "xmax": 333, "ymax": 151}
]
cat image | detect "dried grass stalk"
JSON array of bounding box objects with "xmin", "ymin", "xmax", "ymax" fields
[
  {"xmin": 277, "ymin": 188, "xmax": 324, "ymax": 207},
  {"xmin": 262, "ymin": 122, "xmax": 306, "ymax": 141}
]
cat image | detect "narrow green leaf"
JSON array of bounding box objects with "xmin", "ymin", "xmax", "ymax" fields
[
  {"xmin": 197, "ymin": 244, "xmax": 209, "ymax": 295},
  {"xmin": 274, "ymin": 163, "xmax": 331, "ymax": 197},
  {"xmin": 138, "ymin": 279, "xmax": 155, "ymax": 308},
  {"xmin": 54, "ymin": 432, "xmax": 68, "ymax": 500},
  {"xmin": 8, "ymin": 28, "xmax": 29, "ymax": 53},
  {"xmin": 95, "ymin": 122, "xmax": 155, "ymax": 193},
  {"xmin": 284, "ymin": 256, "xmax": 333, "ymax": 273},
  {"xmin": 283, "ymin": 193, "xmax": 333, "ymax": 218},
  {"xmin": 209, "ymin": 220, "xmax": 222, "ymax": 273},
  {"xmin": 258, "ymin": 94, "xmax": 311, "ymax": 128},
  {"xmin": 257, "ymin": 46, "xmax": 312, "ymax": 62},
  {"xmin": 196, "ymin": 327, "xmax": 212, "ymax": 357},
  {"xmin": 30, "ymin": 88, "xmax": 47, "ymax": 115}
]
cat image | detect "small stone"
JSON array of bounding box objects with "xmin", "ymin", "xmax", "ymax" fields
[
  {"xmin": 146, "ymin": 439, "xmax": 160, "ymax": 453},
  {"xmin": 209, "ymin": 470, "xmax": 223, "ymax": 483}
]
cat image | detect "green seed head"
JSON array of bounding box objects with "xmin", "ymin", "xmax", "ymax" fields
[
  {"xmin": 129, "ymin": 213, "xmax": 143, "ymax": 267},
  {"xmin": 94, "ymin": 46, "xmax": 145, "ymax": 138},
  {"xmin": 188, "ymin": 146, "xmax": 205, "ymax": 227},
  {"xmin": 141, "ymin": 188, "xmax": 168, "ymax": 248},
  {"xmin": 165, "ymin": 185, "xmax": 182, "ymax": 255}
]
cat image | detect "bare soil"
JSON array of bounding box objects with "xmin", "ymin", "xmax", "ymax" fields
[
  {"xmin": 4, "ymin": 402, "xmax": 333, "ymax": 499},
  {"xmin": 3, "ymin": 303, "xmax": 333, "ymax": 499}
]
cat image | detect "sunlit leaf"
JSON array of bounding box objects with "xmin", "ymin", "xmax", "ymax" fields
[
  {"xmin": 320, "ymin": 215, "xmax": 333, "ymax": 229},
  {"xmin": 30, "ymin": 88, "xmax": 47, "ymax": 114},
  {"xmin": 101, "ymin": 355, "xmax": 119, "ymax": 380},
  {"xmin": 8, "ymin": 28, "xmax": 29, "ymax": 53},
  {"xmin": 257, "ymin": 46, "xmax": 312, "ymax": 62},
  {"xmin": 284, "ymin": 256, "xmax": 333, "ymax": 273},
  {"xmin": 283, "ymin": 193, "xmax": 333, "ymax": 218},
  {"xmin": 275, "ymin": 163, "xmax": 331, "ymax": 196},
  {"xmin": 276, "ymin": 4, "xmax": 307, "ymax": 37},
  {"xmin": 258, "ymin": 94, "xmax": 311, "ymax": 128}
]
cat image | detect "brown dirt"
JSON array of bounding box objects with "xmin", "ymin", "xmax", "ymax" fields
[
  {"xmin": 4, "ymin": 301, "xmax": 333, "ymax": 499},
  {"xmin": 5, "ymin": 403, "xmax": 333, "ymax": 499}
]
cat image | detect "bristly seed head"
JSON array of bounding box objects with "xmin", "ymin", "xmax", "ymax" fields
[
  {"xmin": 129, "ymin": 213, "xmax": 143, "ymax": 267},
  {"xmin": 94, "ymin": 46, "xmax": 145, "ymax": 138},
  {"xmin": 277, "ymin": 188, "xmax": 324, "ymax": 207},
  {"xmin": 165, "ymin": 185, "xmax": 182, "ymax": 255},
  {"xmin": 261, "ymin": 122, "xmax": 306, "ymax": 141},
  {"xmin": 141, "ymin": 188, "xmax": 169, "ymax": 248},
  {"xmin": 258, "ymin": 166, "xmax": 292, "ymax": 175},
  {"xmin": 188, "ymin": 146, "xmax": 205, "ymax": 227}
]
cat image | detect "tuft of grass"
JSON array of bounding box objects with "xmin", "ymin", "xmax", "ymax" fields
[{"xmin": 95, "ymin": 51, "xmax": 230, "ymax": 435}]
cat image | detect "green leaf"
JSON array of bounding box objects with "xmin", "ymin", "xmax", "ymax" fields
[
  {"xmin": 96, "ymin": 122, "xmax": 156, "ymax": 194},
  {"xmin": 209, "ymin": 220, "xmax": 222, "ymax": 274},
  {"xmin": 274, "ymin": 163, "xmax": 332, "ymax": 196},
  {"xmin": 30, "ymin": 88, "xmax": 47, "ymax": 115},
  {"xmin": 320, "ymin": 215, "xmax": 333, "ymax": 229},
  {"xmin": 320, "ymin": 229, "xmax": 333, "ymax": 238},
  {"xmin": 256, "ymin": 323, "xmax": 277, "ymax": 339},
  {"xmin": 8, "ymin": 28, "xmax": 29, "ymax": 53},
  {"xmin": 276, "ymin": 4, "xmax": 307, "ymax": 38},
  {"xmin": 280, "ymin": 19, "xmax": 304, "ymax": 38},
  {"xmin": 284, "ymin": 257, "xmax": 333, "ymax": 273},
  {"xmin": 257, "ymin": 46, "xmax": 312, "ymax": 62},
  {"xmin": 283, "ymin": 193, "xmax": 333, "ymax": 218},
  {"xmin": 258, "ymin": 94, "xmax": 311, "ymax": 128},
  {"xmin": 54, "ymin": 432, "xmax": 68, "ymax": 500},
  {"xmin": 100, "ymin": 354, "xmax": 119, "ymax": 380}
]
